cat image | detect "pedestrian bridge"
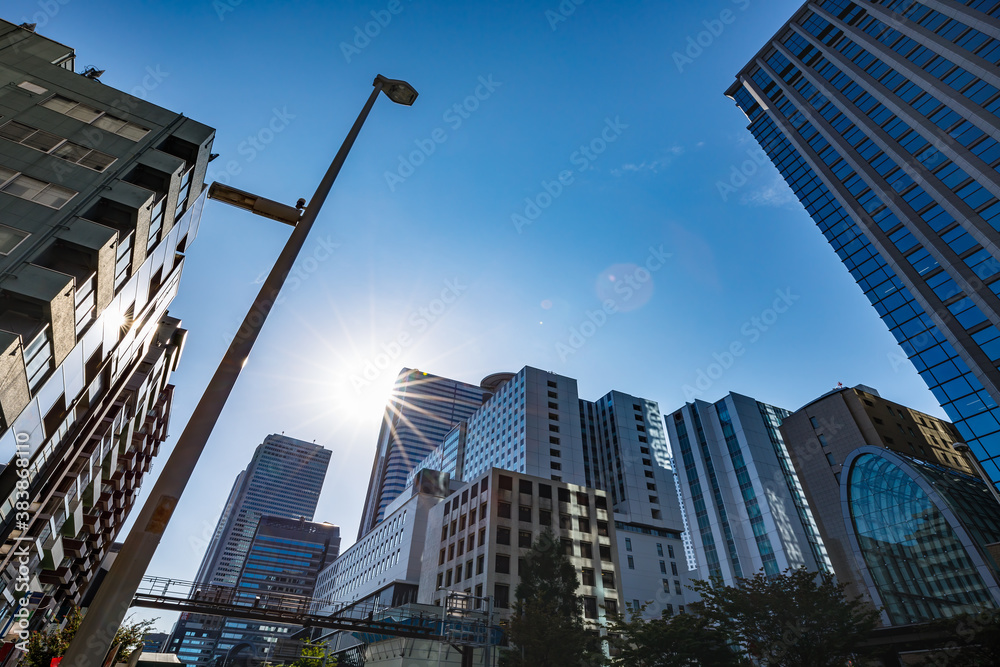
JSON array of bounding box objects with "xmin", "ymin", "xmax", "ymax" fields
[{"xmin": 133, "ymin": 576, "xmax": 499, "ymax": 646}]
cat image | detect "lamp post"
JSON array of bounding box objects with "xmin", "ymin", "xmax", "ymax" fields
[{"xmin": 62, "ymin": 74, "xmax": 417, "ymax": 664}]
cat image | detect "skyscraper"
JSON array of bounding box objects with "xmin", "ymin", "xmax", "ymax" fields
[
  {"xmin": 405, "ymin": 366, "xmax": 689, "ymax": 618},
  {"xmin": 728, "ymin": 0, "xmax": 1000, "ymax": 486},
  {"xmin": 358, "ymin": 368, "xmax": 487, "ymax": 537},
  {"xmin": 168, "ymin": 434, "xmax": 330, "ymax": 665},
  {"xmin": 0, "ymin": 19, "xmax": 214, "ymax": 622},
  {"xmin": 666, "ymin": 392, "xmax": 832, "ymax": 585},
  {"xmin": 212, "ymin": 517, "xmax": 340, "ymax": 665}
]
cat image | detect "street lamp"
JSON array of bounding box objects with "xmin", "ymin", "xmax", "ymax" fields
[{"xmin": 63, "ymin": 74, "xmax": 417, "ymax": 664}]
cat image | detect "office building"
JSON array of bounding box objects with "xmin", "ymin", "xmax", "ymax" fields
[
  {"xmin": 167, "ymin": 434, "xmax": 330, "ymax": 665},
  {"xmin": 780, "ymin": 383, "xmax": 982, "ymax": 607},
  {"xmin": 359, "ymin": 368, "xmax": 488, "ymax": 538},
  {"xmin": 845, "ymin": 446, "xmax": 1000, "ymax": 625},
  {"xmin": 0, "ymin": 19, "xmax": 214, "ymax": 624},
  {"xmin": 418, "ymin": 469, "xmax": 625, "ymax": 626},
  {"xmin": 728, "ymin": 0, "xmax": 1000, "ymax": 486},
  {"xmin": 667, "ymin": 393, "xmax": 832, "ymax": 585},
  {"xmin": 217, "ymin": 516, "xmax": 340, "ymax": 664},
  {"xmin": 406, "ymin": 367, "xmax": 688, "ymax": 618}
]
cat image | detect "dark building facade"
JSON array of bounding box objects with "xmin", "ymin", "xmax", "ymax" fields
[
  {"xmin": 728, "ymin": 0, "xmax": 1000, "ymax": 487},
  {"xmin": 0, "ymin": 19, "xmax": 214, "ymax": 628}
]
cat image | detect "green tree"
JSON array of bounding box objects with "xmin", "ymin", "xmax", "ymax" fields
[
  {"xmin": 689, "ymin": 568, "xmax": 879, "ymax": 667},
  {"xmin": 287, "ymin": 641, "xmax": 337, "ymax": 667},
  {"xmin": 499, "ymin": 529, "xmax": 603, "ymax": 667},
  {"xmin": 24, "ymin": 607, "xmax": 156, "ymax": 667},
  {"xmin": 606, "ymin": 605, "xmax": 748, "ymax": 667}
]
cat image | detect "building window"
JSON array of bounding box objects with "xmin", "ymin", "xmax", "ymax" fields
[
  {"xmin": 497, "ymin": 527, "xmax": 510, "ymax": 545},
  {"xmin": 826, "ymin": 453, "xmax": 837, "ymax": 466},
  {"xmin": 41, "ymin": 94, "xmax": 149, "ymax": 141},
  {"xmin": 494, "ymin": 584, "xmax": 509, "ymax": 608},
  {"xmin": 519, "ymin": 506, "xmax": 532, "ymax": 522},
  {"xmin": 0, "ymin": 120, "xmax": 115, "ymax": 171},
  {"xmin": 499, "ymin": 475, "xmax": 513, "ymax": 491},
  {"xmin": 671, "ymin": 562, "xmax": 678, "ymax": 576},
  {"xmin": 660, "ymin": 560, "xmax": 667, "ymax": 574},
  {"xmin": 562, "ymin": 539, "xmax": 574, "ymax": 556},
  {"xmin": 498, "ymin": 502, "xmax": 511, "ymax": 519},
  {"xmin": 625, "ymin": 538, "xmax": 632, "ymax": 552},
  {"xmin": 0, "ymin": 166, "xmax": 76, "ymax": 209},
  {"xmin": 675, "ymin": 580, "xmax": 682, "ymax": 595},
  {"xmin": 656, "ymin": 543, "xmax": 663, "ymax": 557},
  {"xmin": 602, "ymin": 570, "xmax": 615, "ymax": 589},
  {"xmin": 477, "ymin": 555, "xmax": 484, "ymax": 575},
  {"xmin": 578, "ymin": 517, "xmax": 590, "ymax": 533},
  {"xmin": 538, "ymin": 484, "xmax": 552, "ymax": 499},
  {"xmin": 539, "ymin": 509, "xmax": 551, "ymax": 526},
  {"xmin": 519, "ymin": 479, "xmax": 532, "ymax": 495},
  {"xmin": 495, "ymin": 555, "xmax": 510, "ymax": 574},
  {"xmin": 519, "ymin": 531, "xmax": 532, "ymax": 548},
  {"xmin": 583, "ymin": 596, "xmax": 598, "ymax": 619},
  {"xmin": 582, "ymin": 568, "xmax": 595, "ymax": 586},
  {"xmin": 0, "ymin": 224, "xmax": 29, "ymax": 255},
  {"xmin": 580, "ymin": 542, "xmax": 593, "ymax": 559},
  {"xmin": 668, "ymin": 544, "xmax": 675, "ymax": 558},
  {"xmin": 627, "ymin": 555, "xmax": 634, "ymax": 569}
]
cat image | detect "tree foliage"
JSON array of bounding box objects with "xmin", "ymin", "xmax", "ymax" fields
[
  {"xmin": 24, "ymin": 607, "xmax": 156, "ymax": 667},
  {"xmin": 499, "ymin": 528, "xmax": 603, "ymax": 667},
  {"xmin": 689, "ymin": 568, "xmax": 879, "ymax": 667},
  {"xmin": 286, "ymin": 641, "xmax": 337, "ymax": 667},
  {"xmin": 606, "ymin": 605, "xmax": 748, "ymax": 667}
]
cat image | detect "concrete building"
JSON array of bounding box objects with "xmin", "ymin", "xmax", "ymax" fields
[
  {"xmin": 312, "ymin": 469, "xmax": 452, "ymax": 615},
  {"xmin": 406, "ymin": 367, "xmax": 688, "ymax": 618},
  {"xmin": 780, "ymin": 383, "xmax": 977, "ymax": 605},
  {"xmin": 418, "ymin": 469, "xmax": 623, "ymax": 628},
  {"xmin": 667, "ymin": 393, "xmax": 832, "ymax": 586},
  {"xmin": 359, "ymin": 369, "xmax": 487, "ymax": 538},
  {"xmin": 728, "ymin": 0, "xmax": 1000, "ymax": 486},
  {"xmin": 0, "ymin": 19, "xmax": 214, "ymax": 625},
  {"xmin": 167, "ymin": 435, "xmax": 331, "ymax": 665}
]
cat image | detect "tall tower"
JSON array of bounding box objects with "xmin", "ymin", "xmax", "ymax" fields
[
  {"xmin": 358, "ymin": 368, "xmax": 487, "ymax": 537},
  {"xmin": 0, "ymin": 19, "xmax": 214, "ymax": 622},
  {"xmin": 666, "ymin": 393, "xmax": 832, "ymax": 585},
  {"xmin": 168, "ymin": 435, "xmax": 330, "ymax": 666},
  {"xmin": 728, "ymin": 0, "xmax": 1000, "ymax": 485},
  {"xmin": 196, "ymin": 434, "xmax": 331, "ymax": 587}
]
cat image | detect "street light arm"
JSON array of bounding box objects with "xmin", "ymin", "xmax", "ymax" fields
[{"xmin": 63, "ymin": 76, "xmax": 403, "ymax": 665}]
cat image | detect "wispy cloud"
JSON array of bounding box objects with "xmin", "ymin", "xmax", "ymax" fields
[
  {"xmin": 740, "ymin": 175, "xmax": 797, "ymax": 208},
  {"xmin": 614, "ymin": 145, "xmax": 685, "ymax": 176}
]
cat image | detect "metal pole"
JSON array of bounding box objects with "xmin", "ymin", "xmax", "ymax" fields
[{"xmin": 63, "ymin": 79, "xmax": 388, "ymax": 665}]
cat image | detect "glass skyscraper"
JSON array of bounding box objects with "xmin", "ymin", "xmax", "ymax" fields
[
  {"xmin": 358, "ymin": 368, "xmax": 487, "ymax": 538},
  {"xmin": 167, "ymin": 434, "xmax": 331, "ymax": 665},
  {"xmin": 667, "ymin": 393, "xmax": 832, "ymax": 584},
  {"xmin": 728, "ymin": 0, "xmax": 1000, "ymax": 486}
]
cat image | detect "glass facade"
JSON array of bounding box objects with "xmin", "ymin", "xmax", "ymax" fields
[
  {"xmin": 668, "ymin": 394, "xmax": 831, "ymax": 584},
  {"xmin": 846, "ymin": 449, "xmax": 1000, "ymax": 624},
  {"xmin": 359, "ymin": 369, "xmax": 486, "ymax": 537},
  {"xmin": 729, "ymin": 0, "xmax": 1000, "ymax": 486}
]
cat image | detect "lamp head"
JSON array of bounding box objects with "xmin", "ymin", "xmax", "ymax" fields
[
  {"xmin": 375, "ymin": 74, "xmax": 418, "ymax": 106},
  {"xmin": 953, "ymin": 442, "xmax": 971, "ymax": 454}
]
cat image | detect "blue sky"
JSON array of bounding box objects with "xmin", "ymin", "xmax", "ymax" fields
[{"xmin": 10, "ymin": 0, "xmax": 948, "ymax": 630}]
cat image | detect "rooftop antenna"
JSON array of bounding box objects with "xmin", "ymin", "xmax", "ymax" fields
[{"xmin": 82, "ymin": 66, "xmax": 105, "ymax": 81}]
